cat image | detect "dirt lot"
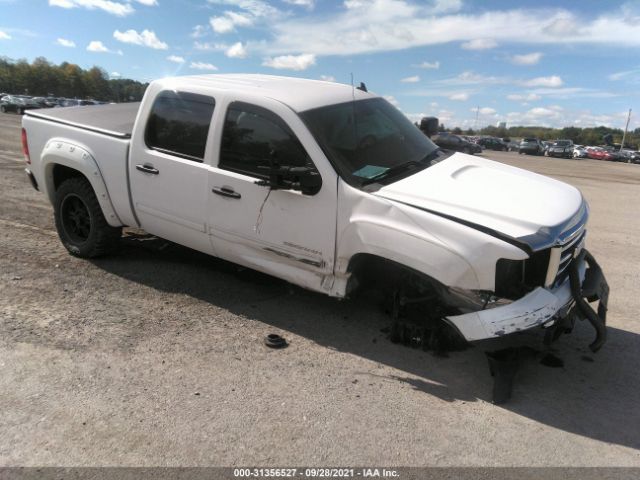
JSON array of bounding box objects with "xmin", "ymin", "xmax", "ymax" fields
[{"xmin": 1, "ymin": 111, "xmax": 639, "ymax": 466}]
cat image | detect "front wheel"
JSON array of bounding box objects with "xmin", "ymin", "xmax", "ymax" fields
[{"xmin": 54, "ymin": 177, "xmax": 120, "ymax": 258}]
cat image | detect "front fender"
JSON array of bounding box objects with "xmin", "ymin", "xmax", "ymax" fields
[
  {"xmin": 332, "ymin": 219, "xmax": 480, "ymax": 297},
  {"xmin": 41, "ymin": 138, "xmax": 122, "ymax": 227}
]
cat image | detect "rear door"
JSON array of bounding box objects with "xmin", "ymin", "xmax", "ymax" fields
[
  {"xmin": 207, "ymin": 97, "xmax": 338, "ymax": 292},
  {"xmin": 129, "ymin": 90, "xmax": 216, "ymax": 254}
]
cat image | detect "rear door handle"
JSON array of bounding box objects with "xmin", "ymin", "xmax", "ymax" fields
[
  {"xmin": 136, "ymin": 164, "xmax": 159, "ymax": 175},
  {"xmin": 212, "ymin": 186, "xmax": 241, "ymax": 199}
]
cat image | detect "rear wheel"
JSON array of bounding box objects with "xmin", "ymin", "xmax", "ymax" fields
[{"xmin": 54, "ymin": 177, "xmax": 120, "ymax": 258}]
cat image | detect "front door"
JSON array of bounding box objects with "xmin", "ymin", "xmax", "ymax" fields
[{"xmin": 207, "ymin": 98, "xmax": 337, "ymax": 293}]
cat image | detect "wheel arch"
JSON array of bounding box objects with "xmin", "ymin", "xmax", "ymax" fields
[{"xmin": 41, "ymin": 139, "xmax": 122, "ymax": 227}]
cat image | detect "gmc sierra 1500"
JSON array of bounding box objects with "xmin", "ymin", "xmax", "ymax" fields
[{"xmin": 21, "ymin": 74, "xmax": 608, "ymax": 348}]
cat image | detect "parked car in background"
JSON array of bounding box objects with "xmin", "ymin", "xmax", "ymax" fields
[
  {"xmin": 573, "ymin": 145, "xmax": 588, "ymax": 158},
  {"xmin": 518, "ymin": 138, "xmax": 544, "ymax": 155},
  {"xmin": 602, "ymin": 147, "xmax": 625, "ymax": 162},
  {"xmin": 547, "ymin": 139, "xmax": 574, "ymax": 159},
  {"xmin": 0, "ymin": 95, "xmax": 41, "ymax": 114},
  {"xmin": 432, "ymin": 132, "xmax": 482, "ymax": 155},
  {"xmin": 32, "ymin": 97, "xmax": 54, "ymax": 108},
  {"xmin": 477, "ymin": 137, "xmax": 507, "ymax": 151},
  {"xmin": 58, "ymin": 99, "xmax": 96, "ymax": 108},
  {"xmin": 586, "ymin": 147, "xmax": 613, "ymax": 161},
  {"xmin": 619, "ymin": 149, "xmax": 640, "ymax": 164}
]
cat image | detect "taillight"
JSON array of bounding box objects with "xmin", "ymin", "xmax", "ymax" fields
[{"xmin": 21, "ymin": 128, "xmax": 30, "ymax": 164}]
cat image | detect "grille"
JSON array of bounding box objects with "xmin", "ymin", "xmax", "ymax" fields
[{"xmin": 544, "ymin": 226, "xmax": 587, "ymax": 288}]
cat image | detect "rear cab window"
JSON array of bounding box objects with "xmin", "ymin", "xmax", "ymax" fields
[{"xmin": 144, "ymin": 91, "xmax": 215, "ymax": 162}]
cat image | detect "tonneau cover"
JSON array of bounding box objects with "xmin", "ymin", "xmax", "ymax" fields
[{"xmin": 25, "ymin": 102, "xmax": 140, "ymax": 139}]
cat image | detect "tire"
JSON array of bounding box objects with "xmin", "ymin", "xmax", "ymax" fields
[
  {"xmin": 54, "ymin": 177, "xmax": 120, "ymax": 258},
  {"xmin": 17, "ymin": 107, "xmax": 23, "ymax": 115},
  {"xmin": 0, "ymin": 105, "xmax": 5, "ymax": 113},
  {"xmin": 463, "ymin": 147, "xmax": 471, "ymax": 155}
]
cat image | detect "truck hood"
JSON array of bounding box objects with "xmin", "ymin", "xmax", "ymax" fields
[{"xmin": 373, "ymin": 152, "xmax": 585, "ymax": 250}]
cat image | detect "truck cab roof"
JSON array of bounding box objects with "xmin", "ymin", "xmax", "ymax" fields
[{"xmin": 156, "ymin": 74, "xmax": 374, "ymax": 112}]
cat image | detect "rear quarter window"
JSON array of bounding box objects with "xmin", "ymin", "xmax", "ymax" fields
[{"xmin": 144, "ymin": 91, "xmax": 215, "ymax": 162}]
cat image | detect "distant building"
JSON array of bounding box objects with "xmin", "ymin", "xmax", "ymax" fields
[{"xmin": 496, "ymin": 121, "xmax": 507, "ymax": 129}]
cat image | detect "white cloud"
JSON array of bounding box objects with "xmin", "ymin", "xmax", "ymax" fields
[
  {"xmin": 383, "ymin": 95, "xmax": 400, "ymax": 107},
  {"xmin": 262, "ymin": 53, "xmax": 316, "ymax": 70},
  {"xmin": 191, "ymin": 25, "xmax": 208, "ymax": 38},
  {"xmin": 133, "ymin": 0, "xmax": 157, "ymax": 5},
  {"xmin": 507, "ymin": 93, "xmax": 541, "ymax": 101},
  {"xmin": 167, "ymin": 55, "xmax": 186, "ymax": 63},
  {"xmin": 194, "ymin": 41, "xmax": 228, "ymax": 51},
  {"xmin": 190, "ymin": 61, "xmax": 218, "ymax": 71},
  {"xmin": 49, "ymin": 0, "xmax": 134, "ymax": 16},
  {"xmin": 320, "ymin": 75, "xmax": 335, "ymax": 82},
  {"xmin": 208, "ymin": 0, "xmax": 280, "ymax": 19},
  {"xmin": 56, "ymin": 37, "xmax": 75, "ymax": 47},
  {"xmin": 208, "ymin": 0, "xmax": 281, "ymax": 33},
  {"xmin": 0, "ymin": 31, "xmax": 11, "ymax": 40},
  {"xmin": 431, "ymin": 0, "xmax": 463, "ymax": 14},
  {"xmin": 461, "ymin": 38, "xmax": 497, "ymax": 50},
  {"xmin": 522, "ymin": 75, "xmax": 563, "ymax": 87},
  {"xmin": 113, "ymin": 29, "xmax": 168, "ymax": 49},
  {"xmin": 411, "ymin": 60, "xmax": 439, "ymax": 69},
  {"xmin": 511, "ymin": 52, "xmax": 543, "ymax": 65},
  {"xmin": 449, "ymin": 92, "xmax": 469, "ymax": 101},
  {"xmin": 110, "ymin": 71, "xmax": 121, "ymax": 77},
  {"xmin": 475, "ymin": 107, "xmax": 496, "ymax": 115},
  {"xmin": 608, "ymin": 67, "xmax": 640, "ymax": 82},
  {"xmin": 86, "ymin": 40, "xmax": 109, "ymax": 52},
  {"xmin": 401, "ymin": 75, "xmax": 420, "ymax": 83},
  {"xmin": 283, "ymin": 0, "xmax": 314, "ymax": 7},
  {"xmin": 258, "ymin": 3, "xmax": 640, "ymax": 58},
  {"xmin": 226, "ymin": 42, "xmax": 247, "ymax": 58},
  {"xmin": 211, "ymin": 15, "xmax": 237, "ymax": 33}
]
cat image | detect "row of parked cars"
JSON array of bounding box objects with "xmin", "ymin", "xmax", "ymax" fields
[
  {"xmin": 430, "ymin": 131, "xmax": 639, "ymax": 164},
  {"xmin": 0, "ymin": 93, "xmax": 104, "ymax": 114}
]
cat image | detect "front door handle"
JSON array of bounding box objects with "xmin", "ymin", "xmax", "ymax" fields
[
  {"xmin": 212, "ymin": 186, "xmax": 241, "ymax": 199},
  {"xmin": 135, "ymin": 164, "xmax": 159, "ymax": 175}
]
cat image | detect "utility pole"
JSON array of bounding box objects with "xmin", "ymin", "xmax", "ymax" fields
[{"xmin": 620, "ymin": 108, "xmax": 632, "ymax": 150}]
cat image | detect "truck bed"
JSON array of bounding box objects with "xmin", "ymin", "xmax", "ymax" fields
[{"xmin": 25, "ymin": 102, "xmax": 140, "ymax": 139}]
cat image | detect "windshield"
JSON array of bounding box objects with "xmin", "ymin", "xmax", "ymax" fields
[
  {"xmin": 300, "ymin": 97, "xmax": 440, "ymax": 187},
  {"xmin": 554, "ymin": 140, "xmax": 571, "ymax": 146}
]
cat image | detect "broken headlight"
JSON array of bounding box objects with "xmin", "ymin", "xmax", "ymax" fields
[{"xmin": 445, "ymin": 287, "xmax": 513, "ymax": 313}]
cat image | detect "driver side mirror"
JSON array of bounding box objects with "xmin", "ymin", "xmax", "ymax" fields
[
  {"xmin": 419, "ymin": 117, "xmax": 439, "ymax": 137},
  {"xmin": 255, "ymin": 165, "xmax": 322, "ymax": 195}
]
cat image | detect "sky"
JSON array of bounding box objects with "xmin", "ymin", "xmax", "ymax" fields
[{"xmin": 0, "ymin": 0, "xmax": 639, "ymax": 130}]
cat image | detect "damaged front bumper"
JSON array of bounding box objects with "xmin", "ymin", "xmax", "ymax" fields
[{"xmin": 446, "ymin": 249, "xmax": 609, "ymax": 351}]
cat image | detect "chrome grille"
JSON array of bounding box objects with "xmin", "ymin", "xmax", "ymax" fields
[{"xmin": 544, "ymin": 226, "xmax": 587, "ymax": 288}]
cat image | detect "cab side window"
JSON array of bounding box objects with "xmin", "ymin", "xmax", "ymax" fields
[
  {"xmin": 219, "ymin": 102, "xmax": 312, "ymax": 179},
  {"xmin": 145, "ymin": 91, "xmax": 215, "ymax": 162}
]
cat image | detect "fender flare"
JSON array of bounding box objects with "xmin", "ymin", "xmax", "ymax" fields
[{"xmin": 41, "ymin": 138, "xmax": 123, "ymax": 227}]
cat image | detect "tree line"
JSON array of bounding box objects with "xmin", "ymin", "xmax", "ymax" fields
[
  {"xmin": 445, "ymin": 124, "xmax": 639, "ymax": 149},
  {"xmin": 0, "ymin": 56, "xmax": 148, "ymax": 102}
]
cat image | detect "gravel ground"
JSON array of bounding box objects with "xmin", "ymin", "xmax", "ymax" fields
[{"xmin": 1, "ymin": 112, "xmax": 639, "ymax": 466}]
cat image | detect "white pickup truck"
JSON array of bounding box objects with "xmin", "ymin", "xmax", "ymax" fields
[{"xmin": 21, "ymin": 74, "xmax": 608, "ymax": 348}]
